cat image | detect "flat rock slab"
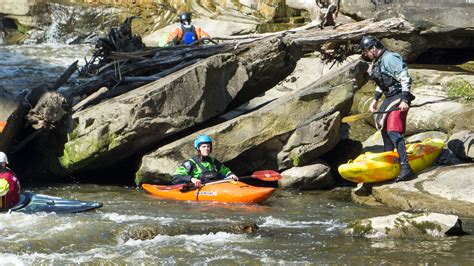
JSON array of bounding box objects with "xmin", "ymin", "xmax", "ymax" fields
[
  {"xmin": 343, "ymin": 211, "xmax": 464, "ymax": 238},
  {"xmin": 372, "ymin": 164, "xmax": 474, "ymax": 217}
]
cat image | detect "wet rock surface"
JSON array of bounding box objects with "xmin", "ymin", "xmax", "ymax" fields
[
  {"xmin": 343, "ymin": 211, "xmax": 465, "ymax": 238},
  {"xmin": 124, "ymin": 221, "xmax": 259, "ymax": 241}
]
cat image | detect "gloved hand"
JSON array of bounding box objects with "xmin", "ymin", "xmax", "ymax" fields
[
  {"xmin": 226, "ymin": 174, "xmax": 239, "ymax": 181},
  {"xmin": 190, "ymin": 178, "xmax": 202, "ymax": 187},
  {"xmin": 199, "ymin": 172, "xmax": 218, "ymax": 183}
]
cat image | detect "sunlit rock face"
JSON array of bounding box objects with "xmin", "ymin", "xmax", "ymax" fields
[{"xmin": 343, "ymin": 212, "xmax": 465, "ymax": 238}]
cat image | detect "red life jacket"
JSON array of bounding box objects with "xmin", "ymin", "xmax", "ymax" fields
[{"xmin": 0, "ymin": 169, "xmax": 21, "ymax": 210}]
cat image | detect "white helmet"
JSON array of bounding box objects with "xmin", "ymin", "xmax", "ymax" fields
[{"xmin": 0, "ymin": 152, "xmax": 8, "ymax": 164}]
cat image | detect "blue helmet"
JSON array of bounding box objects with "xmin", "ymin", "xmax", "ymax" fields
[{"xmin": 194, "ymin": 135, "xmax": 212, "ymax": 150}]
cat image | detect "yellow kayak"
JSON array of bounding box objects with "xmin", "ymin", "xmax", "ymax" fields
[{"xmin": 338, "ymin": 138, "xmax": 444, "ymax": 183}]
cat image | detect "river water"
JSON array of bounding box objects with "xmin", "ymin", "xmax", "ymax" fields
[
  {"xmin": 0, "ymin": 184, "xmax": 473, "ymax": 264},
  {"xmin": 0, "ymin": 45, "xmax": 473, "ymax": 264}
]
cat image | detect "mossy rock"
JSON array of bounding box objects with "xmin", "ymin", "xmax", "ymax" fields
[{"xmin": 447, "ymin": 78, "xmax": 473, "ymax": 101}]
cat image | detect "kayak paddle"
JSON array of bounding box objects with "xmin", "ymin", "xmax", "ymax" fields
[
  {"xmin": 179, "ymin": 170, "xmax": 281, "ymax": 192},
  {"xmin": 341, "ymin": 99, "xmax": 458, "ymax": 123},
  {"xmin": 341, "ymin": 108, "xmax": 401, "ymax": 123},
  {"xmin": 157, "ymin": 170, "xmax": 281, "ymax": 191}
]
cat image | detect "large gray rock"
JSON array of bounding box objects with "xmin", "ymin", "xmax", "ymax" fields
[
  {"xmin": 278, "ymin": 111, "xmax": 341, "ymax": 168},
  {"xmin": 341, "ymin": 0, "xmax": 474, "ymax": 31},
  {"xmin": 0, "ymin": 0, "xmax": 48, "ymax": 28},
  {"xmin": 0, "ymin": 0, "xmax": 42, "ymax": 16},
  {"xmin": 448, "ymin": 130, "xmax": 474, "ymax": 161},
  {"xmin": 221, "ymin": 55, "xmax": 360, "ymax": 121},
  {"xmin": 124, "ymin": 221, "xmax": 258, "ymax": 241},
  {"xmin": 59, "ymin": 37, "xmax": 300, "ymax": 174},
  {"xmin": 339, "ymin": 0, "xmax": 474, "ymax": 61},
  {"xmin": 279, "ymin": 162, "xmax": 335, "ymax": 190},
  {"xmin": 135, "ymin": 60, "xmax": 369, "ymax": 184},
  {"xmin": 343, "ymin": 212, "xmax": 465, "ymax": 238},
  {"xmin": 371, "ymin": 164, "xmax": 474, "ymax": 217}
]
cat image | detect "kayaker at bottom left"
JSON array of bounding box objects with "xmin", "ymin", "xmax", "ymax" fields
[
  {"xmin": 172, "ymin": 135, "xmax": 238, "ymax": 187},
  {"xmin": 0, "ymin": 151, "xmax": 21, "ymax": 210}
]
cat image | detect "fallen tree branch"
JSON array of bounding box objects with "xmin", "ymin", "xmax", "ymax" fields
[{"xmin": 72, "ymin": 86, "xmax": 109, "ymax": 113}]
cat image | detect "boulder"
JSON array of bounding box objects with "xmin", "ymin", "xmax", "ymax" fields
[
  {"xmin": 339, "ymin": 0, "xmax": 474, "ymax": 61},
  {"xmin": 124, "ymin": 221, "xmax": 258, "ymax": 241},
  {"xmin": 343, "ymin": 212, "xmax": 465, "ymax": 238},
  {"xmin": 277, "ymin": 111, "xmax": 341, "ymax": 168},
  {"xmin": 220, "ymin": 55, "xmax": 360, "ymax": 121},
  {"xmin": 341, "ymin": 0, "xmax": 474, "ymax": 32},
  {"xmin": 371, "ymin": 163, "xmax": 474, "ymax": 218},
  {"xmin": 279, "ymin": 162, "xmax": 335, "ymax": 190},
  {"xmin": 59, "ymin": 37, "xmax": 301, "ymax": 174},
  {"xmin": 135, "ymin": 60, "xmax": 369, "ymax": 184},
  {"xmin": 448, "ymin": 130, "xmax": 474, "ymax": 161}
]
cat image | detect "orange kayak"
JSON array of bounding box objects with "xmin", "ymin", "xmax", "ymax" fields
[
  {"xmin": 0, "ymin": 121, "xmax": 6, "ymax": 133},
  {"xmin": 142, "ymin": 181, "xmax": 275, "ymax": 203}
]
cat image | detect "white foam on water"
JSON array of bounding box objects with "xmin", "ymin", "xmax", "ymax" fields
[
  {"xmin": 182, "ymin": 231, "xmax": 249, "ymax": 244},
  {"xmin": 0, "ymin": 253, "xmax": 27, "ymax": 265},
  {"xmin": 0, "ymin": 246, "xmax": 135, "ymax": 264},
  {"xmin": 0, "ymin": 212, "xmax": 51, "ymax": 229},
  {"xmin": 123, "ymin": 231, "xmax": 250, "ymax": 248},
  {"xmin": 259, "ymin": 216, "xmax": 345, "ymax": 229},
  {"xmin": 0, "ymin": 44, "xmax": 91, "ymax": 67},
  {"xmin": 100, "ymin": 212, "xmax": 174, "ymax": 223}
]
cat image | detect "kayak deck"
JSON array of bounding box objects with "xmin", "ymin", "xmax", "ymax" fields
[
  {"xmin": 338, "ymin": 138, "xmax": 444, "ymax": 183},
  {"xmin": 142, "ymin": 181, "xmax": 275, "ymax": 203},
  {"xmin": 10, "ymin": 192, "xmax": 103, "ymax": 214}
]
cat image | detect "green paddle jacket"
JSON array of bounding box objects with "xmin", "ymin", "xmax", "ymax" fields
[{"xmin": 172, "ymin": 155, "xmax": 234, "ymax": 184}]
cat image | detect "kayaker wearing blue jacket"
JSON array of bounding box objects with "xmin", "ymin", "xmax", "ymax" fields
[
  {"xmin": 172, "ymin": 135, "xmax": 238, "ymax": 187},
  {"xmin": 360, "ymin": 35, "xmax": 415, "ymax": 182}
]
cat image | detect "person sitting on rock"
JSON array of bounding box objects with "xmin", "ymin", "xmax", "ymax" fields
[
  {"xmin": 159, "ymin": 12, "xmax": 210, "ymax": 47},
  {"xmin": 0, "ymin": 151, "xmax": 20, "ymax": 210},
  {"xmin": 172, "ymin": 134, "xmax": 238, "ymax": 187}
]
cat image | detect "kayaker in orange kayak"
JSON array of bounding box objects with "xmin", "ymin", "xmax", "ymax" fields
[
  {"xmin": 0, "ymin": 151, "xmax": 21, "ymax": 210},
  {"xmin": 172, "ymin": 135, "xmax": 238, "ymax": 187},
  {"xmin": 360, "ymin": 35, "xmax": 416, "ymax": 182}
]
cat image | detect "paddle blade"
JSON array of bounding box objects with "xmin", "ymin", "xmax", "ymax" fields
[
  {"xmin": 341, "ymin": 113, "xmax": 372, "ymax": 123},
  {"xmin": 0, "ymin": 121, "xmax": 6, "ymax": 133},
  {"xmin": 251, "ymin": 170, "xmax": 281, "ymax": 181}
]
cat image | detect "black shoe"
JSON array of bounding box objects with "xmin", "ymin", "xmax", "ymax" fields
[{"xmin": 395, "ymin": 164, "xmax": 414, "ymax": 182}]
